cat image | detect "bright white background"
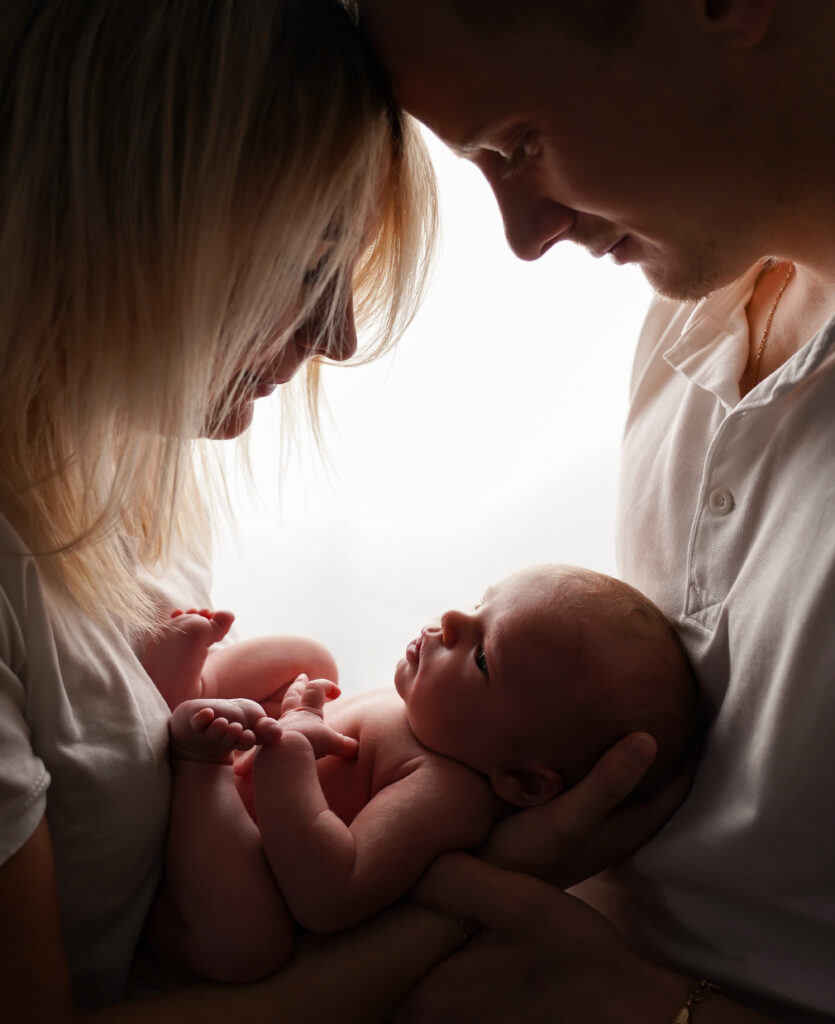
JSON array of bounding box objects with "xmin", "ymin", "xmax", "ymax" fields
[{"xmin": 214, "ymin": 132, "xmax": 652, "ymax": 695}]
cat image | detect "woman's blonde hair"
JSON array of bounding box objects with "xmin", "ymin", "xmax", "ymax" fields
[{"xmin": 0, "ymin": 0, "xmax": 436, "ymax": 633}]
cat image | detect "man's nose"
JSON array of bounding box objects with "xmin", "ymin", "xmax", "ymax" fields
[{"xmin": 482, "ymin": 160, "xmax": 574, "ymax": 261}]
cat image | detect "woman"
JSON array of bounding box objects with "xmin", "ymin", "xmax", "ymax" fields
[
  {"xmin": 0, "ymin": 0, "xmax": 443, "ymax": 1016},
  {"xmin": 0, "ymin": 1, "xmax": 673, "ymax": 1019}
]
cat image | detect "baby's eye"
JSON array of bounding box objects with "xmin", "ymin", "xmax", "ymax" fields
[{"xmin": 475, "ymin": 647, "xmax": 489, "ymax": 677}]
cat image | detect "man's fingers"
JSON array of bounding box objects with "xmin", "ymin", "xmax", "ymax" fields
[
  {"xmin": 556, "ymin": 732, "xmax": 657, "ymax": 838},
  {"xmin": 413, "ymin": 853, "xmax": 538, "ymax": 928}
]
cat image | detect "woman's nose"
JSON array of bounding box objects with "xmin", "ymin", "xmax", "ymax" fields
[
  {"xmin": 327, "ymin": 292, "xmax": 357, "ymax": 362},
  {"xmin": 299, "ymin": 291, "xmax": 358, "ymax": 362}
]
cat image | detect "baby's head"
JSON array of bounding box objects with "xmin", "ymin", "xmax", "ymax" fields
[{"xmin": 394, "ymin": 564, "xmax": 698, "ymax": 807}]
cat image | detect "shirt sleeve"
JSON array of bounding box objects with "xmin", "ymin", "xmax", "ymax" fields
[{"xmin": 0, "ymin": 586, "xmax": 49, "ymax": 865}]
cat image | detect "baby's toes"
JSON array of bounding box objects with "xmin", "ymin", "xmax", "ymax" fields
[
  {"xmin": 189, "ymin": 706, "xmax": 217, "ymax": 733},
  {"xmin": 235, "ymin": 728, "xmax": 258, "ymax": 751},
  {"xmin": 204, "ymin": 716, "xmax": 242, "ymax": 748},
  {"xmin": 254, "ymin": 718, "xmax": 283, "ymax": 745}
]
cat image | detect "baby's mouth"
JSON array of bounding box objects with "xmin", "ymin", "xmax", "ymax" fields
[{"xmin": 405, "ymin": 633, "xmax": 424, "ymax": 666}]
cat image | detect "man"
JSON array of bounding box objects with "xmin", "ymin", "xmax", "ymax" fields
[{"xmin": 358, "ymin": 1, "xmax": 835, "ymax": 1021}]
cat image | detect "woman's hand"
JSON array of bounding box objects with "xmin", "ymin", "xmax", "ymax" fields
[
  {"xmin": 397, "ymin": 853, "xmax": 686, "ymax": 1024},
  {"xmin": 484, "ymin": 732, "xmax": 695, "ymax": 888}
]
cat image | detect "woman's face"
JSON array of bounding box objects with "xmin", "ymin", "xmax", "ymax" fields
[{"xmin": 204, "ymin": 243, "xmax": 359, "ymax": 440}]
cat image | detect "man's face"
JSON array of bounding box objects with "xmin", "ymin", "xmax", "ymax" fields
[{"xmin": 361, "ymin": 0, "xmax": 775, "ymax": 301}]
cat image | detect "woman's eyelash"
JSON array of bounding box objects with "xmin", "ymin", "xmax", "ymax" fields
[
  {"xmin": 303, "ymin": 258, "xmax": 328, "ymax": 287},
  {"xmin": 475, "ymin": 647, "xmax": 489, "ymax": 676}
]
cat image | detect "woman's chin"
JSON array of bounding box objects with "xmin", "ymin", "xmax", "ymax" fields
[{"xmin": 202, "ymin": 400, "xmax": 255, "ymax": 440}]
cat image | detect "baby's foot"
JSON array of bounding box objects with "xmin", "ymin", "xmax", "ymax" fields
[
  {"xmin": 142, "ymin": 608, "xmax": 235, "ymax": 709},
  {"xmin": 170, "ymin": 697, "xmax": 282, "ymax": 762}
]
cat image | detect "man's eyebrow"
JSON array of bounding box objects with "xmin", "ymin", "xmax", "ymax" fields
[
  {"xmin": 445, "ymin": 123, "xmax": 492, "ymax": 158},
  {"xmin": 448, "ymin": 139, "xmax": 480, "ymax": 157}
]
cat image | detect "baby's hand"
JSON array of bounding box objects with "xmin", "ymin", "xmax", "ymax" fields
[
  {"xmin": 170, "ymin": 697, "xmax": 282, "ymax": 763},
  {"xmin": 278, "ymin": 675, "xmax": 358, "ymax": 760}
]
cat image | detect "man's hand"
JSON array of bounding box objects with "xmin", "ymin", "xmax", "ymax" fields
[
  {"xmin": 398, "ymin": 853, "xmax": 685, "ymax": 1024},
  {"xmin": 278, "ymin": 674, "xmax": 358, "ymax": 760},
  {"xmin": 484, "ymin": 732, "xmax": 694, "ymax": 887}
]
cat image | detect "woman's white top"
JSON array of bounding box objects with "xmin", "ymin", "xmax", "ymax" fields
[
  {"xmin": 0, "ymin": 515, "xmax": 209, "ymax": 1006},
  {"xmin": 578, "ymin": 264, "xmax": 835, "ymax": 1021}
]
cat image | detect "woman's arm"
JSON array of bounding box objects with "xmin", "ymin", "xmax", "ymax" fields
[{"xmin": 0, "ymin": 815, "xmax": 468, "ymax": 1024}]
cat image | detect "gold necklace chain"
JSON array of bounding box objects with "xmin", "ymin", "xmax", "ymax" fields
[{"xmin": 753, "ymin": 261, "xmax": 795, "ymax": 385}]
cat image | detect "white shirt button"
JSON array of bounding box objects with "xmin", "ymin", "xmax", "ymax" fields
[{"xmin": 709, "ymin": 487, "xmax": 735, "ymax": 515}]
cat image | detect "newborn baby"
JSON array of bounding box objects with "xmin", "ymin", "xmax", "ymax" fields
[{"xmin": 144, "ymin": 564, "xmax": 697, "ymax": 982}]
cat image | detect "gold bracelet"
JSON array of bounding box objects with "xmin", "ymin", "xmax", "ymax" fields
[{"xmin": 673, "ymin": 979, "xmax": 718, "ymax": 1023}]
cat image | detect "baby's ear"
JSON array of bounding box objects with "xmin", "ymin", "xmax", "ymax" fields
[{"xmin": 488, "ymin": 765, "xmax": 565, "ymax": 807}]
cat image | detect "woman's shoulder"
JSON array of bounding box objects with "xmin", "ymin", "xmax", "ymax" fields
[{"xmin": 0, "ymin": 510, "xmax": 47, "ymax": 669}]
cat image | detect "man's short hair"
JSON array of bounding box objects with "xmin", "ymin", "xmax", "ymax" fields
[{"xmin": 451, "ymin": 0, "xmax": 641, "ymax": 50}]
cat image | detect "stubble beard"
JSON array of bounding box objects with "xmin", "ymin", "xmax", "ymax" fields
[{"xmin": 640, "ymin": 242, "xmax": 726, "ymax": 303}]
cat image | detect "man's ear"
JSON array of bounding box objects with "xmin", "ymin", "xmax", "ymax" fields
[
  {"xmin": 690, "ymin": 0, "xmax": 776, "ymax": 48},
  {"xmin": 488, "ymin": 765, "xmax": 565, "ymax": 807}
]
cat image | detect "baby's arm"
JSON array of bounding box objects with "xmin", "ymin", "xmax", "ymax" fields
[
  {"xmin": 153, "ymin": 698, "xmax": 295, "ymax": 983},
  {"xmin": 253, "ymin": 690, "xmax": 496, "ymax": 933}
]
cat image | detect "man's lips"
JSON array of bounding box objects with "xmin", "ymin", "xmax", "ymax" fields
[{"xmin": 590, "ymin": 235, "xmax": 628, "ymax": 259}]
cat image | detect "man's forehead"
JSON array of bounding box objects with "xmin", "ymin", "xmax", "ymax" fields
[{"xmin": 359, "ymin": 0, "xmax": 504, "ymax": 134}]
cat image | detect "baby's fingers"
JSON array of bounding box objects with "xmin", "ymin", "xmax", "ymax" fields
[
  {"xmin": 323, "ymin": 730, "xmax": 359, "ymax": 760},
  {"xmin": 281, "ymin": 674, "xmax": 340, "ymax": 715}
]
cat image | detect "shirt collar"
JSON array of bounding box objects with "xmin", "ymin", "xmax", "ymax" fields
[
  {"xmin": 662, "ymin": 265, "xmax": 760, "ymax": 410},
  {"xmin": 663, "ymin": 265, "xmax": 835, "ymax": 411}
]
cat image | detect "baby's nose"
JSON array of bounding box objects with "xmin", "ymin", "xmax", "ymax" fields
[{"xmin": 439, "ymin": 609, "xmax": 470, "ymax": 646}]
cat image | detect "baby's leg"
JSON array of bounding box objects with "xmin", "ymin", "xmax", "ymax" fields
[
  {"xmin": 202, "ymin": 634, "xmax": 339, "ymax": 716},
  {"xmin": 160, "ymin": 698, "xmax": 294, "ymax": 982},
  {"xmin": 142, "ymin": 609, "xmax": 235, "ymax": 710}
]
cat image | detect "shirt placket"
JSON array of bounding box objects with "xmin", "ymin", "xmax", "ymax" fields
[{"xmin": 683, "ymin": 407, "xmax": 751, "ymax": 630}]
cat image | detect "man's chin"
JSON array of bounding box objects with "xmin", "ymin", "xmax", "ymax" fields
[{"xmin": 641, "ymin": 259, "xmax": 725, "ymax": 304}]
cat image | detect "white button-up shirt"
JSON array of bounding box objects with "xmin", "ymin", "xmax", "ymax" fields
[{"xmin": 579, "ymin": 264, "xmax": 835, "ymax": 1021}]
